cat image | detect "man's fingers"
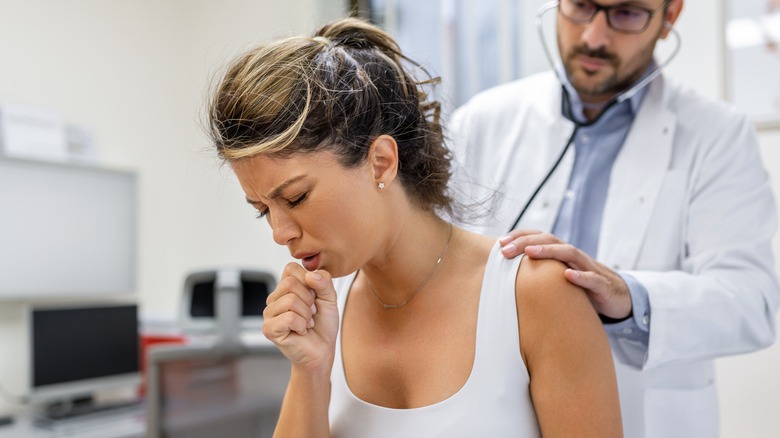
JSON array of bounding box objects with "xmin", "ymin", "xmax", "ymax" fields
[
  {"xmin": 564, "ymin": 268, "xmax": 601, "ymax": 292},
  {"xmin": 523, "ymin": 243, "xmax": 584, "ymax": 267},
  {"xmin": 500, "ymin": 232, "xmax": 562, "ymax": 258},
  {"xmin": 499, "ymin": 229, "xmax": 543, "ymax": 244}
]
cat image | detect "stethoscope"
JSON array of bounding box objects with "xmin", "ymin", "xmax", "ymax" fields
[{"xmin": 507, "ymin": 1, "xmax": 681, "ymax": 232}]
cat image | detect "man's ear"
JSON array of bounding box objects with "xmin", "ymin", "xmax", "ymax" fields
[
  {"xmin": 660, "ymin": 0, "xmax": 684, "ymax": 39},
  {"xmin": 368, "ymin": 135, "xmax": 399, "ymax": 187}
]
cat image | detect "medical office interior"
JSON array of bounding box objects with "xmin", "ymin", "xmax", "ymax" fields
[{"xmin": 0, "ymin": 0, "xmax": 778, "ymax": 437}]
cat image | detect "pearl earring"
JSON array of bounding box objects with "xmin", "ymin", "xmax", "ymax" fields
[{"xmin": 378, "ymin": 182, "xmax": 385, "ymax": 189}]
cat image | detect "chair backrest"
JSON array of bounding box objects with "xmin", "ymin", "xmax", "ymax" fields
[{"xmin": 179, "ymin": 268, "xmax": 276, "ymax": 343}]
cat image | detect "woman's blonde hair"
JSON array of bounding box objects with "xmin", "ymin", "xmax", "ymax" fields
[{"xmin": 208, "ymin": 17, "xmax": 453, "ymax": 214}]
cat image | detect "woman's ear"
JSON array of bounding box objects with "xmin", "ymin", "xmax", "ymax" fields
[{"xmin": 368, "ymin": 135, "xmax": 399, "ymax": 186}]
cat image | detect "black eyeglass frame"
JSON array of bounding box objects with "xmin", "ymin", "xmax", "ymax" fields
[{"xmin": 558, "ymin": 0, "xmax": 671, "ymax": 34}]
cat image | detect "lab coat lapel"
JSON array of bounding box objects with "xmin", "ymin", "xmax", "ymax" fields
[
  {"xmin": 518, "ymin": 78, "xmax": 576, "ymax": 233},
  {"xmin": 598, "ymin": 77, "xmax": 676, "ymax": 269}
]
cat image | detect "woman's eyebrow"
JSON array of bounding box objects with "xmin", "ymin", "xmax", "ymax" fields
[{"xmin": 245, "ymin": 174, "xmax": 307, "ymax": 205}]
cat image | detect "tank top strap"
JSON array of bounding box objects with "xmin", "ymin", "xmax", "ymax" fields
[{"xmin": 472, "ymin": 241, "xmax": 526, "ymax": 371}]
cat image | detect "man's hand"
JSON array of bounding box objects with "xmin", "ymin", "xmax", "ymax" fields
[{"xmin": 500, "ymin": 230, "xmax": 632, "ymax": 320}]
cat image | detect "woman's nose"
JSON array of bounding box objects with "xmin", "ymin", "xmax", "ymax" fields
[{"xmin": 270, "ymin": 210, "xmax": 301, "ymax": 246}]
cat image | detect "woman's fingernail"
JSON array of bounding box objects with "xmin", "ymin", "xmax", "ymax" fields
[
  {"xmin": 503, "ymin": 243, "xmax": 516, "ymax": 254},
  {"xmin": 499, "ymin": 235, "xmax": 513, "ymax": 245},
  {"xmin": 310, "ymin": 303, "xmax": 317, "ymax": 315},
  {"xmin": 308, "ymin": 318, "xmax": 315, "ymax": 328},
  {"xmin": 312, "ymin": 270, "xmax": 323, "ymax": 281}
]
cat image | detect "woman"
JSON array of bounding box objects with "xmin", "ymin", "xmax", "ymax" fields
[{"xmin": 207, "ymin": 17, "xmax": 621, "ymax": 438}]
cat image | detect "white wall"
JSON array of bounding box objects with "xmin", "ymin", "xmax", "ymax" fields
[
  {"xmin": 0, "ymin": 0, "xmax": 347, "ymax": 316},
  {"xmin": 0, "ymin": 0, "xmax": 347, "ymax": 414}
]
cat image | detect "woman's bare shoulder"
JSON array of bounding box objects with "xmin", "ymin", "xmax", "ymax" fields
[
  {"xmin": 516, "ymin": 257, "xmax": 578, "ymax": 297},
  {"xmin": 513, "ymin": 258, "xmax": 622, "ymax": 437},
  {"xmin": 514, "ymin": 257, "xmax": 601, "ymax": 332}
]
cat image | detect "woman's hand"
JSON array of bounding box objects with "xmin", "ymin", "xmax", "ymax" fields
[{"xmin": 262, "ymin": 263, "xmax": 340, "ymax": 373}]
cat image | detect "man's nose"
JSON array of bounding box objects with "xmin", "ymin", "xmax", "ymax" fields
[{"xmin": 580, "ymin": 10, "xmax": 611, "ymax": 50}]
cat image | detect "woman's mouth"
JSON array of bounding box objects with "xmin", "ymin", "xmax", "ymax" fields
[{"xmin": 300, "ymin": 253, "xmax": 321, "ymax": 271}]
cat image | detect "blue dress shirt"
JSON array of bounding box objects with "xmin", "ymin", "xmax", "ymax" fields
[{"xmin": 552, "ymin": 69, "xmax": 653, "ymax": 343}]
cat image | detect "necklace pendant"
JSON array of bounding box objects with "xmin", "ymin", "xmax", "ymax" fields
[{"xmin": 369, "ymin": 223, "xmax": 454, "ymax": 310}]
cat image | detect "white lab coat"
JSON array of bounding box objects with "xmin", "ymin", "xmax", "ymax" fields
[{"xmin": 449, "ymin": 71, "xmax": 780, "ymax": 438}]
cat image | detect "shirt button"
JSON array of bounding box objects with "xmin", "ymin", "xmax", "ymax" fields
[
  {"xmin": 581, "ymin": 134, "xmax": 590, "ymax": 143},
  {"xmin": 613, "ymin": 264, "xmax": 620, "ymax": 270},
  {"xmin": 642, "ymin": 314, "xmax": 650, "ymax": 326},
  {"xmin": 623, "ymin": 328, "xmax": 633, "ymax": 334},
  {"xmin": 542, "ymin": 201, "xmax": 550, "ymax": 208},
  {"xmin": 565, "ymin": 190, "xmax": 575, "ymax": 199}
]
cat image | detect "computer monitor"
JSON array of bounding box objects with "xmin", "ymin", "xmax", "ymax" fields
[{"xmin": 28, "ymin": 303, "xmax": 141, "ymax": 408}]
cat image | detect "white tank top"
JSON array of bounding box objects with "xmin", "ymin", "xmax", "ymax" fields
[{"xmin": 329, "ymin": 242, "xmax": 540, "ymax": 437}]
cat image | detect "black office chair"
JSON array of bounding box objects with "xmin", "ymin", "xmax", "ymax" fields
[{"xmin": 178, "ymin": 268, "xmax": 276, "ymax": 343}]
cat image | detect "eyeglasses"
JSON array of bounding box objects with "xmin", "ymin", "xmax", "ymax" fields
[{"xmin": 559, "ymin": 0, "xmax": 670, "ymax": 34}]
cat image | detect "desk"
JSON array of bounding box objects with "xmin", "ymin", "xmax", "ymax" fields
[
  {"xmin": 0, "ymin": 408, "xmax": 145, "ymax": 437},
  {"xmin": 0, "ymin": 336, "xmax": 287, "ymax": 438},
  {"xmin": 145, "ymin": 338, "xmax": 287, "ymax": 438}
]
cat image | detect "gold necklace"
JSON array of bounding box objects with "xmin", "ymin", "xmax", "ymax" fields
[{"xmin": 369, "ymin": 223, "xmax": 454, "ymax": 310}]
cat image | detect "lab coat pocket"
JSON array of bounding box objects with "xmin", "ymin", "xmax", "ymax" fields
[{"xmin": 645, "ymin": 384, "xmax": 718, "ymax": 438}]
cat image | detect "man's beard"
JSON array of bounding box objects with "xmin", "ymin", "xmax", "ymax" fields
[{"xmin": 564, "ymin": 45, "xmax": 648, "ymax": 99}]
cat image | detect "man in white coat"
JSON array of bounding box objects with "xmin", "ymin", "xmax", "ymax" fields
[{"xmin": 449, "ymin": 0, "xmax": 780, "ymax": 436}]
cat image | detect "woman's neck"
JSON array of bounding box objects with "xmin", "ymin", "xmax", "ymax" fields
[{"xmin": 358, "ymin": 213, "xmax": 454, "ymax": 310}]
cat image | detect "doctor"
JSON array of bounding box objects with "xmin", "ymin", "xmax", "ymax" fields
[{"xmin": 449, "ymin": 0, "xmax": 780, "ymax": 436}]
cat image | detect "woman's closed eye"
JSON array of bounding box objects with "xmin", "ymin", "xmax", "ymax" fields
[
  {"xmin": 253, "ymin": 192, "xmax": 307, "ymax": 220},
  {"xmin": 285, "ymin": 192, "xmax": 307, "ymax": 208}
]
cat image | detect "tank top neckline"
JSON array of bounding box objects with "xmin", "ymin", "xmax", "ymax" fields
[{"xmin": 334, "ymin": 241, "xmax": 505, "ymax": 412}]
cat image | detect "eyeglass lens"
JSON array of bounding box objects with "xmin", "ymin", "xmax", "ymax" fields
[{"xmin": 560, "ymin": 0, "xmax": 657, "ymax": 33}]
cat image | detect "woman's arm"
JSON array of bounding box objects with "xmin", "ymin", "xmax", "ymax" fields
[
  {"xmin": 262, "ymin": 264, "xmax": 340, "ymax": 438},
  {"xmin": 517, "ymin": 257, "xmax": 622, "ymax": 437}
]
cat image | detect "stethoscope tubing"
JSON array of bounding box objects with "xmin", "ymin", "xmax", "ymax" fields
[{"xmin": 507, "ymin": 1, "xmax": 681, "ymax": 232}]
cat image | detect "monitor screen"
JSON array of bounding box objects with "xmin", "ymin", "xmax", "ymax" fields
[{"xmin": 30, "ymin": 304, "xmax": 140, "ymax": 402}]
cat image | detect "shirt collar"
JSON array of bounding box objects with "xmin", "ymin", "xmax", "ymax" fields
[{"xmin": 559, "ymin": 61, "xmax": 656, "ymax": 123}]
